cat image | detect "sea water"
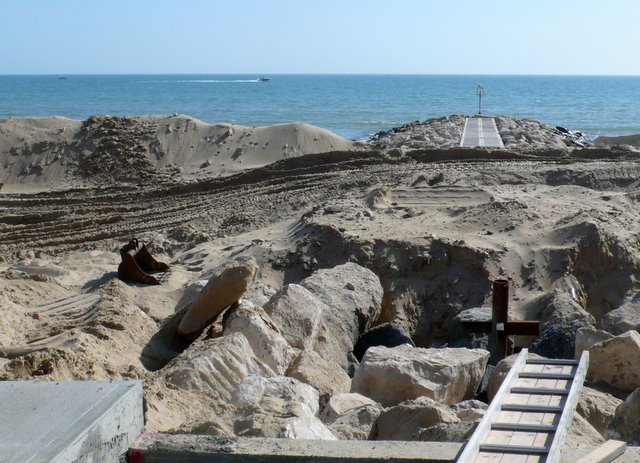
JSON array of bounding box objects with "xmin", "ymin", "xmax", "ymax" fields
[{"xmin": 1, "ymin": 74, "xmax": 639, "ymax": 140}]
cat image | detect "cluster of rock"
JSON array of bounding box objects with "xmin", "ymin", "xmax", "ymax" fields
[
  {"xmin": 145, "ymin": 257, "xmax": 495, "ymax": 441},
  {"xmin": 367, "ymin": 115, "xmax": 595, "ymax": 152},
  {"xmin": 494, "ymin": 116, "xmax": 593, "ymax": 149},
  {"xmin": 368, "ymin": 116, "xmax": 466, "ymax": 152},
  {"xmin": 144, "ymin": 253, "xmax": 640, "ymax": 446}
]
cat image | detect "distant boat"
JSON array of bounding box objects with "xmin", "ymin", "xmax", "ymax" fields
[
  {"xmin": 58, "ymin": 77, "xmax": 68, "ymax": 80},
  {"xmin": 258, "ymin": 77, "xmax": 271, "ymax": 82}
]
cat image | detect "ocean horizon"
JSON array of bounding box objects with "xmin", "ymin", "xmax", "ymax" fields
[{"xmin": 2, "ymin": 74, "xmax": 640, "ymax": 140}]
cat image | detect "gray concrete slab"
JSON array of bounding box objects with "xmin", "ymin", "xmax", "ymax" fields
[
  {"xmin": 130, "ymin": 433, "xmax": 462, "ymax": 462},
  {"xmin": 129, "ymin": 434, "xmax": 640, "ymax": 463},
  {"xmin": 460, "ymin": 117, "xmax": 504, "ymax": 148},
  {"xmin": 0, "ymin": 380, "xmax": 143, "ymax": 463}
]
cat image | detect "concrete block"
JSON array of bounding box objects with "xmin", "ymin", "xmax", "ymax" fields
[
  {"xmin": 0, "ymin": 380, "xmax": 143, "ymax": 463},
  {"xmin": 128, "ymin": 433, "xmax": 640, "ymax": 463},
  {"xmin": 129, "ymin": 433, "xmax": 460, "ymax": 462}
]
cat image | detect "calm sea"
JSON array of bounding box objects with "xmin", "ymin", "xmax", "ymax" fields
[{"xmin": 1, "ymin": 74, "xmax": 639, "ymax": 140}]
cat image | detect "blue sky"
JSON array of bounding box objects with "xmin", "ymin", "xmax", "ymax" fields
[{"xmin": 1, "ymin": 0, "xmax": 638, "ymax": 75}]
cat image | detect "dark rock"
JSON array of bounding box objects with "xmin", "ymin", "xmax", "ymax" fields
[
  {"xmin": 353, "ymin": 322, "xmax": 414, "ymax": 362},
  {"xmin": 528, "ymin": 290, "xmax": 596, "ymax": 359}
]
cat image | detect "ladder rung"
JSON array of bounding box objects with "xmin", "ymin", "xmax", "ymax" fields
[
  {"xmin": 510, "ymin": 387, "xmax": 569, "ymax": 395},
  {"xmin": 519, "ymin": 372, "xmax": 574, "ymax": 380},
  {"xmin": 479, "ymin": 444, "xmax": 549, "ymax": 455},
  {"xmin": 501, "ymin": 404, "xmax": 563, "ymax": 413},
  {"xmin": 491, "ymin": 422, "xmax": 557, "ymax": 432},
  {"xmin": 526, "ymin": 358, "xmax": 578, "ymax": 366}
]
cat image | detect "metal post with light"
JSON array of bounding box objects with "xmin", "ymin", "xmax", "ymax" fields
[{"xmin": 476, "ymin": 84, "xmax": 484, "ymax": 115}]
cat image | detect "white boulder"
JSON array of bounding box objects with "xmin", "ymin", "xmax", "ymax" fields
[
  {"xmin": 287, "ymin": 350, "xmax": 351, "ymax": 398},
  {"xmin": 575, "ymin": 327, "xmax": 614, "ymax": 359},
  {"xmin": 178, "ymin": 256, "xmax": 259, "ymax": 340},
  {"xmin": 163, "ymin": 333, "xmax": 274, "ymax": 398},
  {"xmin": 266, "ymin": 263, "xmax": 384, "ymax": 370},
  {"xmin": 301, "ymin": 263, "xmax": 383, "ymax": 364},
  {"xmin": 223, "ymin": 302, "xmax": 294, "ymax": 375},
  {"xmin": 608, "ymin": 386, "xmax": 640, "ymax": 444},
  {"xmin": 376, "ymin": 396, "xmax": 459, "ymax": 440},
  {"xmin": 327, "ymin": 403, "xmax": 383, "ymax": 440},
  {"xmin": 232, "ymin": 375, "xmax": 336, "ymax": 440},
  {"xmin": 587, "ymin": 330, "xmax": 640, "ymax": 391},
  {"xmin": 576, "ymin": 386, "xmax": 622, "ymax": 435},
  {"xmin": 602, "ymin": 300, "xmax": 640, "ymax": 335},
  {"xmin": 352, "ymin": 345, "xmax": 489, "ymax": 406},
  {"xmin": 263, "ymin": 283, "xmax": 325, "ymax": 351},
  {"xmin": 320, "ymin": 392, "xmax": 379, "ymax": 423},
  {"xmin": 566, "ymin": 413, "xmax": 605, "ymax": 447}
]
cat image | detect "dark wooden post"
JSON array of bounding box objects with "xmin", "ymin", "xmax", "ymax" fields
[
  {"xmin": 461, "ymin": 278, "xmax": 540, "ymax": 364},
  {"xmin": 492, "ymin": 279, "xmax": 509, "ymax": 364}
]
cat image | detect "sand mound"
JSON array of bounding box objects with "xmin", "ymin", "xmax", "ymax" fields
[
  {"xmin": 0, "ymin": 115, "xmax": 361, "ymax": 191},
  {"xmin": 594, "ymin": 133, "xmax": 640, "ymax": 148}
]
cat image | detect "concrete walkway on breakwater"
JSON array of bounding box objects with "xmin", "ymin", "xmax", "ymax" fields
[{"xmin": 460, "ymin": 116, "xmax": 505, "ymax": 148}]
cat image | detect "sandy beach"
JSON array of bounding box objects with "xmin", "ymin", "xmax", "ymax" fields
[{"xmin": 2, "ymin": 114, "xmax": 640, "ymax": 445}]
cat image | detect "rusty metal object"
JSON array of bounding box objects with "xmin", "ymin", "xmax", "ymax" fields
[
  {"xmin": 461, "ymin": 279, "xmax": 540, "ymax": 363},
  {"xmin": 118, "ymin": 239, "xmax": 169, "ymax": 285}
]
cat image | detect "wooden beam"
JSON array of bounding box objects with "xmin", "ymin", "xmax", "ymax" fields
[
  {"xmin": 503, "ymin": 321, "xmax": 540, "ymax": 335},
  {"xmin": 460, "ymin": 279, "xmax": 540, "ymax": 362},
  {"xmin": 460, "ymin": 321, "xmax": 492, "ymax": 333},
  {"xmin": 573, "ymin": 440, "xmax": 627, "ymax": 463}
]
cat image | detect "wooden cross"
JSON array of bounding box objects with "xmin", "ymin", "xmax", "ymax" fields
[{"xmin": 461, "ymin": 279, "xmax": 539, "ymax": 363}]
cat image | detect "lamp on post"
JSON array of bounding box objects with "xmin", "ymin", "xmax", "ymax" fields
[{"xmin": 476, "ymin": 84, "xmax": 484, "ymax": 115}]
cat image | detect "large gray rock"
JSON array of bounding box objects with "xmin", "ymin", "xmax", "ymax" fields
[
  {"xmin": 327, "ymin": 403, "xmax": 383, "ymax": 440},
  {"xmin": 577, "ymin": 386, "xmax": 623, "ymax": 435},
  {"xmin": 352, "ymin": 345, "xmax": 489, "ymax": 406},
  {"xmin": 376, "ymin": 396, "xmax": 459, "ymax": 441},
  {"xmin": 263, "ymin": 284, "xmax": 324, "ymax": 351},
  {"xmin": 300, "ymin": 263, "xmax": 383, "ymax": 367},
  {"xmin": 223, "ymin": 302, "xmax": 295, "ymax": 375},
  {"xmin": 320, "ymin": 392, "xmax": 379, "ymax": 424},
  {"xmin": 287, "ymin": 350, "xmax": 351, "ymax": 399},
  {"xmin": 163, "ymin": 333, "xmax": 274, "ymax": 398},
  {"xmin": 300, "ymin": 263, "xmax": 383, "ymax": 330},
  {"xmin": 417, "ymin": 422, "xmax": 477, "ymax": 442},
  {"xmin": 530, "ymin": 290, "xmax": 596, "ymax": 359},
  {"xmin": 609, "ymin": 387, "xmax": 640, "ymax": 444},
  {"xmin": 451, "ymin": 307, "xmax": 491, "ymax": 350},
  {"xmin": 602, "ymin": 294, "xmax": 640, "ymax": 335},
  {"xmin": 566, "ymin": 413, "xmax": 605, "ymax": 447},
  {"xmin": 178, "ymin": 257, "xmax": 259, "ymax": 340},
  {"xmin": 451, "ymin": 400, "xmax": 488, "ymax": 423},
  {"xmin": 587, "ymin": 330, "xmax": 640, "ymax": 391},
  {"xmin": 575, "ymin": 327, "xmax": 614, "ymax": 359},
  {"xmin": 231, "ymin": 375, "xmax": 336, "ymax": 440},
  {"xmin": 488, "ymin": 352, "xmax": 545, "ymax": 401}
]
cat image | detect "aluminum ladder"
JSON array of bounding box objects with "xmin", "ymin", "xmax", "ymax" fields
[{"xmin": 457, "ymin": 348, "xmax": 589, "ymax": 463}]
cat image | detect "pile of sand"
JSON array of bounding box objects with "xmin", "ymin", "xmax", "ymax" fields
[
  {"xmin": 0, "ymin": 115, "xmax": 362, "ymax": 192},
  {"xmin": 595, "ymin": 133, "xmax": 640, "ymax": 149}
]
